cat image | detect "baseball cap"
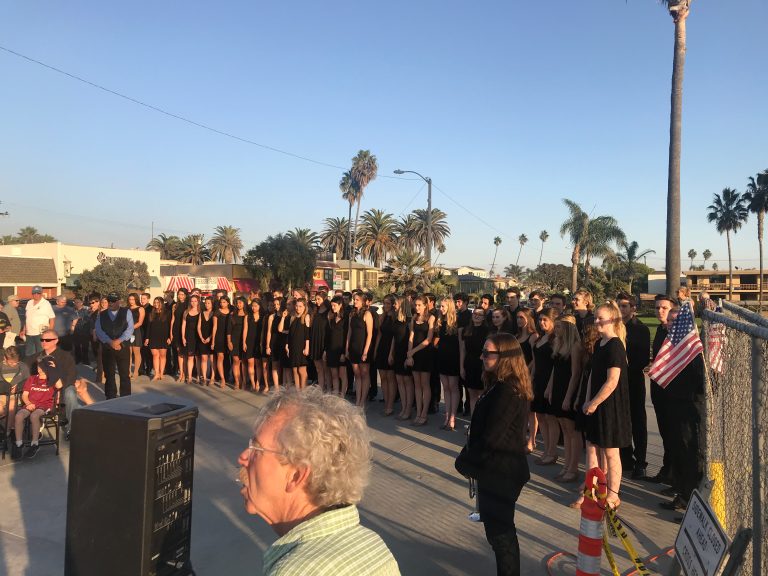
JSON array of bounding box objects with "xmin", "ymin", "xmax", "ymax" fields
[
  {"xmin": 107, "ymin": 292, "xmax": 120, "ymax": 303},
  {"xmin": 7, "ymin": 294, "xmax": 19, "ymax": 302},
  {"xmin": 31, "ymin": 286, "xmax": 43, "ymax": 294}
]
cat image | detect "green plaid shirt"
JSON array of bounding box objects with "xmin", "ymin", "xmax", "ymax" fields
[{"xmin": 263, "ymin": 505, "xmax": 400, "ymax": 576}]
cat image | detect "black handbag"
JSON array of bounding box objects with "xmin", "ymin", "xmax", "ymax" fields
[{"xmin": 454, "ymin": 445, "xmax": 481, "ymax": 479}]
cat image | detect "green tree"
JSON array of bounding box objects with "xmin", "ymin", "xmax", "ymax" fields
[
  {"xmin": 394, "ymin": 213, "xmax": 418, "ymax": 251},
  {"xmin": 286, "ymin": 228, "xmax": 320, "ymax": 252},
  {"xmin": 687, "ymin": 249, "xmax": 697, "ymax": 270},
  {"xmin": 384, "ymin": 249, "xmax": 430, "ymax": 291},
  {"xmin": 538, "ymin": 230, "xmax": 549, "ymax": 266},
  {"xmin": 1, "ymin": 227, "xmax": 57, "ymax": 245},
  {"xmin": 702, "ymin": 248, "xmax": 712, "ymax": 268},
  {"xmin": 349, "ymin": 150, "xmax": 378, "ymax": 261},
  {"xmin": 320, "ymin": 217, "xmax": 349, "ymax": 259},
  {"xmin": 146, "ymin": 233, "xmax": 182, "ymax": 260},
  {"xmin": 358, "ymin": 209, "xmax": 397, "ymax": 268},
  {"xmin": 243, "ymin": 234, "xmax": 317, "ymax": 291},
  {"xmin": 411, "ymin": 208, "xmax": 450, "ymax": 256},
  {"xmin": 209, "ymin": 225, "xmax": 243, "ymax": 263},
  {"xmin": 489, "ymin": 236, "xmax": 502, "ymax": 275},
  {"xmin": 78, "ymin": 258, "xmax": 151, "ymax": 297},
  {"xmin": 744, "ymin": 170, "xmax": 768, "ymax": 310},
  {"xmin": 178, "ymin": 234, "xmax": 211, "ymax": 265},
  {"xmin": 516, "ymin": 234, "xmax": 528, "ymax": 266},
  {"xmin": 661, "ymin": 0, "xmax": 692, "ymax": 296},
  {"xmin": 707, "ymin": 187, "xmax": 748, "ymax": 300},
  {"xmin": 617, "ymin": 240, "xmax": 656, "ymax": 293},
  {"xmin": 526, "ymin": 263, "xmax": 571, "ymax": 292},
  {"xmin": 339, "ymin": 171, "xmax": 358, "ymax": 260}
]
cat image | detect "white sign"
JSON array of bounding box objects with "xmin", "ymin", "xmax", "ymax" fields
[
  {"xmin": 195, "ymin": 277, "xmax": 218, "ymax": 291},
  {"xmin": 675, "ymin": 490, "xmax": 729, "ymax": 576}
]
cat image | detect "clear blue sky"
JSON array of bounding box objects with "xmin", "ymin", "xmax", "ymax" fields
[{"xmin": 1, "ymin": 1, "xmax": 766, "ymax": 272}]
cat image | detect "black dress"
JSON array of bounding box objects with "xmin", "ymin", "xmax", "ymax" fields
[
  {"xmin": 574, "ymin": 354, "xmax": 592, "ymax": 432},
  {"xmin": 184, "ymin": 312, "xmax": 200, "ymax": 356},
  {"xmin": 347, "ymin": 312, "xmax": 368, "ymax": 364},
  {"xmin": 436, "ymin": 323, "xmax": 460, "ymax": 376},
  {"xmin": 213, "ymin": 311, "xmax": 230, "ymax": 354},
  {"xmin": 518, "ymin": 335, "xmax": 533, "ymax": 366},
  {"xmin": 130, "ymin": 307, "xmax": 143, "ymax": 345},
  {"xmin": 287, "ymin": 316, "xmax": 309, "ymax": 368},
  {"xmin": 374, "ymin": 315, "xmax": 395, "ymax": 371},
  {"xmin": 199, "ymin": 311, "xmax": 214, "ymax": 355},
  {"xmin": 410, "ymin": 319, "xmax": 433, "ymax": 373},
  {"xmin": 244, "ymin": 313, "xmax": 263, "ymax": 359},
  {"xmin": 147, "ymin": 313, "xmax": 171, "ymax": 350},
  {"xmin": 229, "ymin": 314, "xmax": 245, "ymax": 358},
  {"xmin": 463, "ymin": 324, "xmax": 488, "ymax": 391},
  {"xmin": 172, "ymin": 301, "xmax": 187, "ymax": 351},
  {"xmin": 585, "ymin": 337, "xmax": 631, "ymax": 448},
  {"xmin": 531, "ymin": 337, "xmax": 554, "ymax": 414},
  {"xmin": 309, "ymin": 309, "xmax": 328, "ymax": 361},
  {"xmin": 268, "ymin": 313, "xmax": 287, "ymax": 363},
  {"xmin": 325, "ymin": 314, "xmax": 347, "ymax": 368},
  {"xmin": 548, "ymin": 355, "xmax": 573, "ymax": 419},
  {"xmin": 391, "ymin": 318, "xmax": 411, "ymax": 376}
]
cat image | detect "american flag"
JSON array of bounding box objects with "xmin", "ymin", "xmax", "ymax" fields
[
  {"xmin": 707, "ymin": 322, "xmax": 727, "ymax": 374},
  {"xmin": 648, "ymin": 300, "xmax": 704, "ymax": 388}
]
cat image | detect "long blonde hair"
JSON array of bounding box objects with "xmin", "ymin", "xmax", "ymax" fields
[
  {"xmin": 437, "ymin": 298, "xmax": 458, "ymax": 335},
  {"xmin": 551, "ymin": 315, "xmax": 581, "ymax": 359},
  {"xmin": 596, "ymin": 301, "xmax": 626, "ymax": 348}
]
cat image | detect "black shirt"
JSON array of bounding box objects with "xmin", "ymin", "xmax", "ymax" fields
[{"xmin": 625, "ymin": 316, "xmax": 651, "ymax": 372}]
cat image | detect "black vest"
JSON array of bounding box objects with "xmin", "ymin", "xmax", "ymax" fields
[{"xmin": 99, "ymin": 308, "xmax": 129, "ymax": 340}]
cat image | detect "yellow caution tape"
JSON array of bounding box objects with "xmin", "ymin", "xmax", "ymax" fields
[
  {"xmin": 604, "ymin": 506, "xmax": 651, "ymax": 576},
  {"xmin": 602, "ymin": 530, "xmax": 621, "ymax": 576}
]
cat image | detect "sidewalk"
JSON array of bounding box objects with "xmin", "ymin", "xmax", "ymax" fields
[{"xmin": 0, "ymin": 371, "xmax": 680, "ymax": 575}]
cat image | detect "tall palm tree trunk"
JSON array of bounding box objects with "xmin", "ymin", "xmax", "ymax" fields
[
  {"xmin": 515, "ymin": 245, "xmax": 523, "ymax": 266},
  {"xmin": 538, "ymin": 241, "xmax": 545, "ymax": 266},
  {"xmin": 726, "ymin": 230, "xmax": 733, "ymax": 301},
  {"xmin": 490, "ymin": 247, "xmax": 499, "ymax": 275},
  {"xmin": 758, "ymin": 212, "xmax": 764, "ymax": 310},
  {"xmin": 346, "ymin": 203, "xmax": 353, "ymax": 260},
  {"xmin": 352, "ymin": 200, "xmax": 362, "ymax": 261},
  {"xmin": 665, "ymin": 5, "xmax": 688, "ymax": 296},
  {"xmin": 570, "ymin": 248, "xmax": 580, "ymax": 293}
]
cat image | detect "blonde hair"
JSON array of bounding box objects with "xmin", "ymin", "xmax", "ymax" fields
[
  {"xmin": 575, "ymin": 289, "xmax": 595, "ymax": 311},
  {"xmin": 596, "ymin": 301, "xmax": 626, "ymax": 348},
  {"xmin": 438, "ymin": 298, "xmax": 458, "ymax": 335},
  {"xmin": 395, "ymin": 295, "xmax": 408, "ymax": 323},
  {"xmin": 551, "ymin": 315, "xmax": 581, "ymax": 359}
]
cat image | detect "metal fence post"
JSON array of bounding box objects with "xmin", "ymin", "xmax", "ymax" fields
[{"xmin": 751, "ymin": 336, "xmax": 764, "ymax": 576}]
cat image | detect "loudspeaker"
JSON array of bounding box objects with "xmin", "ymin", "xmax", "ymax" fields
[{"xmin": 65, "ymin": 393, "xmax": 198, "ymax": 576}]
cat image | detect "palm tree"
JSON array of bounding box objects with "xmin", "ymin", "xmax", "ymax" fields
[
  {"xmin": 662, "ymin": 0, "xmax": 692, "ymax": 296},
  {"xmin": 320, "ymin": 217, "xmax": 349, "ymax": 259},
  {"xmin": 538, "ymin": 230, "xmax": 549, "ymax": 266},
  {"xmin": 146, "ymin": 233, "xmax": 182, "ymax": 260},
  {"xmin": 515, "ymin": 234, "xmax": 528, "ymax": 266},
  {"xmin": 178, "ymin": 234, "xmax": 211, "ymax": 265},
  {"xmin": 687, "ymin": 249, "xmax": 697, "ymax": 270},
  {"xmin": 357, "ymin": 209, "xmax": 397, "ymax": 268},
  {"xmin": 489, "ymin": 236, "xmax": 502, "ymax": 275},
  {"xmin": 702, "ymin": 249, "xmax": 712, "ymax": 268},
  {"xmin": 744, "ymin": 170, "xmax": 768, "ymax": 310},
  {"xmin": 411, "ymin": 208, "xmax": 450, "ymax": 256},
  {"xmin": 339, "ymin": 171, "xmax": 358, "ymax": 260},
  {"xmin": 385, "ymin": 249, "xmax": 430, "ymax": 291},
  {"xmin": 17, "ymin": 226, "xmax": 40, "ymax": 243},
  {"xmin": 581, "ymin": 218, "xmax": 625, "ymax": 283},
  {"xmin": 208, "ymin": 225, "xmax": 243, "ymax": 263},
  {"xmin": 394, "ymin": 213, "xmax": 419, "ymax": 251},
  {"xmin": 707, "ymin": 188, "xmax": 748, "ymax": 300},
  {"xmin": 560, "ymin": 199, "xmax": 589, "ymax": 292},
  {"xmin": 503, "ymin": 264, "xmax": 524, "ymax": 279},
  {"xmin": 617, "ymin": 240, "xmax": 656, "ymax": 293},
  {"xmin": 286, "ymin": 228, "xmax": 320, "ymax": 252},
  {"xmin": 349, "ymin": 150, "xmax": 378, "ymax": 261}
]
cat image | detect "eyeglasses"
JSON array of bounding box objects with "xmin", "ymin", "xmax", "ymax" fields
[
  {"xmin": 41, "ymin": 338, "xmax": 58, "ymax": 342},
  {"xmin": 481, "ymin": 350, "xmax": 500, "ymax": 357},
  {"xmin": 247, "ymin": 438, "xmax": 286, "ymax": 457}
]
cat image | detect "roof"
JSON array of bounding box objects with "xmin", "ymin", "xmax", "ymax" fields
[{"xmin": 0, "ymin": 256, "xmax": 58, "ymax": 284}]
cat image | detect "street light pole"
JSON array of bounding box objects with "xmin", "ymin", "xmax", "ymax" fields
[{"xmin": 394, "ymin": 169, "xmax": 432, "ymax": 269}]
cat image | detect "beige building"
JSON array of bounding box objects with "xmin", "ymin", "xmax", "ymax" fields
[
  {"xmin": 334, "ymin": 260, "xmax": 384, "ymax": 291},
  {"xmin": 647, "ymin": 269, "xmax": 768, "ymax": 302}
]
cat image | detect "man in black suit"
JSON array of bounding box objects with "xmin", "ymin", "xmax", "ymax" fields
[
  {"xmin": 94, "ymin": 292, "xmax": 134, "ymax": 399},
  {"xmin": 648, "ymin": 294, "xmax": 675, "ymax": 483}
]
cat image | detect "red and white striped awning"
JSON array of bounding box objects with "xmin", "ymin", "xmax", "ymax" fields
[
  {"xmin": 165, "ymin": 276, "xmax": 195, "ymax": 292},
  {"xmin": 216, "ymin": 277, "xmax": 234, "ymax": 292}
]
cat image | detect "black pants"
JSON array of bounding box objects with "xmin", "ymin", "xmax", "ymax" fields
[
  {"xmin": 621, "ymin": 369, "xmax": 648, "ymax": 469},
  {"xmin": 102, "ymin": 342, "xmax": 131, "ymax": 399},
  {"xmin": 140, "ymin": 344, "xmax": 153, "ymax": 374},
  {"xmin": 482, "ymin": 482, "xmax": 524, "ymax": 576},
  {"xmin": 73, "ymin": 334, "xmax": 90, "ymax": 365},
  {"xmin": 91, "ymin": 340, "xmax": 103, "ymax": 381},
  {"xmin": 650, "ymin": 383, "xmax": 671, "ymax": 476},
  {"xmin": 430, "ymin": 369, "xmax": 441, "ymax": 410},
  {"xmin": 667, "ymin": 398, "xmax": 702, "ymax": 499}
]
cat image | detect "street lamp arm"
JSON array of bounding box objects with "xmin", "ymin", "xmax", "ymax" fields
[
  {"xmin": 393, "ymin": 169, "xmax": 430, "ymax": 184},
  {"xmin": 393, "ymin": 169, "xmax": 433, "ymax": 269}
]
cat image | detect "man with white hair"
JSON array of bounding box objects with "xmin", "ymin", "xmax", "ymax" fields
[
  {"xmin": 23, "ymin": 286, "xmax": 55, "ymax": 358},
  {"xmin": 237, "ymin": 388, "xmax": 399, "ymax": 575}
]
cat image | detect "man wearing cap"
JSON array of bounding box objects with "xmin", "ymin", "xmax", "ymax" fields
[
  {"xmin": 4, "ymin": 295, "xmax": 22, "ymax": 334},
  {"xmin": 23, "ymin": 286, "xmax": 56, "ymax": 358},
  {"xmin": 95, "ymin": 292, "xmax": 134, "ymax": 399}
]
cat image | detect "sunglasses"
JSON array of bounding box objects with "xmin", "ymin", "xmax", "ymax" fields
[{"xmin": 41, "ymin": 338, "xmax": 58, "ymax": 342}]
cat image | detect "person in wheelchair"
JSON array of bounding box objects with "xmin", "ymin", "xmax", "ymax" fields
[{"xmin": 12, "ymin": 356, "xmax": 61, "ymax": 460}]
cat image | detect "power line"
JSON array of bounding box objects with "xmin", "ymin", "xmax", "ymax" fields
[{"xmin": 0, "ymin": 44, "xmax": 413, "ymax": 180}]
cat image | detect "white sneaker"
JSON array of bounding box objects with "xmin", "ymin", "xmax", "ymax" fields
[{"xmin": 468, "ymin": 512, "xmax": 481, "ymax": 522}]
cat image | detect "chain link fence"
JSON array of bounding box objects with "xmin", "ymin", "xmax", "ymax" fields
[{"xmin": 701, "ymin": 301, "xmax": 767, "ymax": 575}]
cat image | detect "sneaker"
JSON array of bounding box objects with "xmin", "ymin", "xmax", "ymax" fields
[
  {"xmin": 24, "ymin": 444, "xmax": 40, "ymax": 459},
  {"xmin": 11, "ymin": 443, "xmax": 23, "ymax": 460},
  {"xmin": 468, "ymin": 512, "xmax": 481, "ymax": 522}
]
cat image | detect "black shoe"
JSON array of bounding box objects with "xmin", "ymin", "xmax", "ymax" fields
[
  {"xmin": 660, "ymin": 486, "xmax": 677, "ymax": 497},
  {"xmin": 11, "ymin": 443, "xmax": 23, "ymax": 460},
  {"xmin": 673, "ymin": 515, "xmax": 684, "ymax": 524},
  {"xmin": 631, "ymin": 466, "xmax": 647, "ymax": 480},
  {"xmin": 659, "ymin": 495, "xmax": 688, "ymax": 511},
  {"xmin": 24, "ymin": 444, "xmax": 40, "ymax": 459},
  {"xmin": 646, "ymin": 472, "xmax": 671, "ymax": 484}
]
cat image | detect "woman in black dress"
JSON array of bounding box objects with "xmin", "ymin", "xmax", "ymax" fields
[
  {"xmin": 170, "ymin": 288, "xmax": 188, "ymax": 381},
  {"xmin": 181, "ymin": 295, "xmax": 201, "ymax": 384},
  {"xmin": 572, "ymin": 289, "xmax": 595, "ymax": 339},
  {"xmin": 346, "ymin": 293, "xmax": 374, "ymax": 407},
  {"xmin": 454, "ymin": 332, "xmax": 532, "ymax": 576},
  {"xmin": 285, "ymin": 298, "xmax": 311, "ymax": 390},
  {"xmin": 127, "ymin": 293, "xmax": 146, "ymax": 380},
  {"xmin": 310, "ymin": 293, "xmax": 330, "ymax": 392},
  {"xmin": 545, "ymin": 315, "xmax": 583, "ymax": 483},
  {"xmin": 406, "ymin": 296, "xmax": 435, "ymax": 426},
  {"xmin": 211, "ymin": 297, "xmax": 231, "ymax": 388},
  {"xmin": 324, "ymin": 296, "xmax": 348, "ymax": 396},
  {"xmin": 436, "ymin": 298, "xmax": 461, "ymax": 431},
  {"xmin": 529, "ymin": 307, "xmax": 557, "ymax": 458},
  {"xmin": 266, "ymin": 297, "xmax": 287, "ymax": 393},
  {"xmin": 374, "ymin": 295, "xmax": 397, "ymax": 416},
  {"xmin": 514, "ymin": 308, "xmax": 538, "ymax": 367},
  {"xmin": 582, "ymin": 302, "xmax": 631, "ymax": 509},
  {"xmin": 459, "ymin": 307, "xmax": 489, "ymax": 416},
  {"xmin": 144, "ymin": 297, "xmax": 170, "ymax": 381},
  {"xmin": 243, "ymin": 298, "xmax": 265, "ymax": 392},
  {"xmin": 228, "ymin": 296, "xmax": 247, "ymax": 390},
  {"xmin": 392, "ymin": 296, "xmax": 413, "ymax": 421},
  {"xmin": 197, "ymin": 296, "xmax": 214, "ymax": 386}
]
